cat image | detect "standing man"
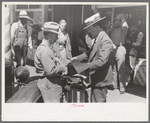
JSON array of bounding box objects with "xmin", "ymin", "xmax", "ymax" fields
[
  {"xmin": 34, "ymin": 22, "xmax": 71, "ymax": 103},
  {"xmin": 108, "ymin": 13, "xmax": 128, "ymax": 94},
  {"xmin": 126, "ymin": 25, "xmax": 143, "ymax": 83},
  {"xmin": 11, "ymin": 10, "xmax": 33, "ymax": 68},
  {"xmin": 71, "ymin": 13, "xmax": 114, "ymax": 102}
]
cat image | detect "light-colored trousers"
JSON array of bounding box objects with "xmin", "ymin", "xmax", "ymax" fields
[
  {"xmin": 111, "ymin": 45, "xmax": 128, "ymax": 91},
  {"xmin": 37, "ymin": 76, "xmax": 62, "ymax": 103},
  {"xmin": 129, "ymin": 55, "xmax": 136, "ymax": 70}
]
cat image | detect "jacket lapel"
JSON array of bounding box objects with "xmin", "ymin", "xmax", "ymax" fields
[{"xmin": 88, "ymin": 31, "xmax": 105, "ymax": 62}]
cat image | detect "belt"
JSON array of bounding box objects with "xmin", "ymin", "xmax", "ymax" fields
[{"xmin": 116, "ymin": 44, "xmax": 125, "ymax": 47}]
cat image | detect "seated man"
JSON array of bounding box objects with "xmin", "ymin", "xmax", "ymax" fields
[{"xmin": 34, "ymin": 22, "xmax": 71, "ymax": 103}]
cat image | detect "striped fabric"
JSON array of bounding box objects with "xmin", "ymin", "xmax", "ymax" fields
[
  {"xmin": 134, "ymin": 59, "xmax": 146, "ymax": 86},
  {"xmin": 5, "ymin": 7, "xmax": 11, "ymax": 59}
]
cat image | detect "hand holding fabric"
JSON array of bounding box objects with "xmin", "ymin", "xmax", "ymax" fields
[{"xmin": 70, "ymin": 57, "xmax": 77, "ymax": 61}]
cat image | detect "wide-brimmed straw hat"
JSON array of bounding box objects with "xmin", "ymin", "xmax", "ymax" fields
[
  {"xmin": 41, "ymin": 22, "xmax": 60, "ymax": 35},
  {"xmin": 19, "ymin": 10, "xmax": 29, "ymax": 19},
  {"xmin": 84, "ymin": 13, "xmax": 106, "ymax": 29}
]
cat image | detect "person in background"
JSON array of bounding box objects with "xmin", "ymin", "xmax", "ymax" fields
[
  {"xmin": 11, "ymin": 10, "xmax": 33, "ymax": 68},
  {"xmin": 108, "ymin": 13, "xmax": 128, "ymax": 94},
  {"xmin": 34, "ymin": 22, "xmax": 71, "ymax": 102},
  {"xmin": 78, "ymin": 23, "xmax": 96, "ymax": 54},
  {"xmin": 71, "ymin": 13, "xmax": 114, "ymax": 102},
  {"xmin": 125, "ymin": 24, "xmax": 143, "ymax": 84},
  {"xmin": 55, "ymin": 19, "xmax": 72, "ymax": 60},
  {"xmin": 78, "ymin": 23, "xmax": 89, "ymax": 54}
]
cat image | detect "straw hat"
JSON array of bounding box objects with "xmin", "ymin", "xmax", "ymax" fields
[
  {"xmin": 19, "ymin": 10, "xmax": 29, "ymax": 19},
  {"xmin": 84, "ymin": 13, "xmax": 106, "ymax": 29},
  {"xmin": 41, "ymin": 22, "xmax": 60, "ymax": 35}
]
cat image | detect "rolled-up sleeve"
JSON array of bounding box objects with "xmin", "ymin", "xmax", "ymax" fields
[{"xmin": 132, "ymin": 32, "xmax": 143, "ymax": 47}]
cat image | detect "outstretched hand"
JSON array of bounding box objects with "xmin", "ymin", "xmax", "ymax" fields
[{"xmin": 70, "ymin": 57, "xmax": 77, "ymax": 61}]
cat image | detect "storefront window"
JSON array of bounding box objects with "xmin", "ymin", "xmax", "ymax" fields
[
  {"xmin": 48, "ymin": 5, "xmax": 52, "ymax": 9},
  {"xmin": 29, "ymin": 5, "xmax": 42, "ymax": 9},
  {"xmin": 48, "ymin": 11, "xmax": 52, "ymax": 21},
  {"xmin": 16, "ymin": 5, "xmax": 28, "ymax": 9}
]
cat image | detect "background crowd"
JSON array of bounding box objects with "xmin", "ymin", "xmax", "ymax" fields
[{"xmin": 9, "ymin": 8, "xmax": 146, "ymax": 103}]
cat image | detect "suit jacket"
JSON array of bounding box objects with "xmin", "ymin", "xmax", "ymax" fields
[{"xmin": 76, "ymin": 31, "xmax": 114, "ymax": 88}]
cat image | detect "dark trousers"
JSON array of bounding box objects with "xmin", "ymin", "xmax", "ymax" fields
[
  {"xmin": 14, "ymin": 45, "xmax": 28, "ymax": 68},
  {"xmin": 91, "ymin": 87, "xmax": 107, "ymax": 102}
]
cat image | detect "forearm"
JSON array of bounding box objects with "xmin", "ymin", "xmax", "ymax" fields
[
  {"xmin": 28, "ymin": 36, "xmax": 33, "ymax": 48},
  {"xmin": 41, "ymin": 51, "xmax": 66, "ymax": 77},
  {"xmin": 132, "ymin": 32, "xmax": 143, "ymax": 47}
]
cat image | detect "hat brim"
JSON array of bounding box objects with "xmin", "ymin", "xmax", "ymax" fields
[
  {"xmin": 41, "ymin": 28, "xmax": 60, "ymax": 35},
  {"xmin": 84, "ymin": 16, "xmax": 106, "ymax": 30},
  {"xmin": 19, "ymin": 16, "xmax": 29, "ymax": 19}
]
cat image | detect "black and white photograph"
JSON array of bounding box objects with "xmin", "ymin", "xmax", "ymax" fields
[{"xmin": 2, "ymin": 1, "xmax": 149, "ymax": 121}]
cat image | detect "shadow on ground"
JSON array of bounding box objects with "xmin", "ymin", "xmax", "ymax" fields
[
  {"xmin": 26, "ymin": 59, "xmax": 35, "ymax": 66},
  {"xmin": 125, "ymin": 83, "xmax": 146, "ymax": 98}
]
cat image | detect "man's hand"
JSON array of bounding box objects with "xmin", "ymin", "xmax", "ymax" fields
[
  {"xmin": 64, "ymin": 59, "xmax": 71, "ymax": 67},
  {"xmin": 28, "ymin": 46, "xmax": 33, "ymax": 52},
  {"xmin": 28, "ymin": 47, "xmax": 33, "ymax": 58},
  {"xmin": 70, "ymin": 57, "xmax": 77, "ymax": 61}
]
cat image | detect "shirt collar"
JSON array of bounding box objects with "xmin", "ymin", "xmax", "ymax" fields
[
  {"xmin": 95, "ymin": 31, "xmax": 105, "ymax": 43},
  {"xmin": 18, "ymin": 20, "xmax": 24, "ymax": 27},
  {"xmin": 18, "ymin": 20, "xmax": 27, "ymax": 28}
]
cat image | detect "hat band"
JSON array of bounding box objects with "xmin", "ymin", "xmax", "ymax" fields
[
  {"xmin": 43, "ymin": 27, "xmax": 58, "ymax": 32},
  {"xmin": 86, "ymin": 16, "xmax": 101, "ymax": 27},
  {"xmin": 19, "ymin": 14, "xmax": 28, "ymax": 16}
]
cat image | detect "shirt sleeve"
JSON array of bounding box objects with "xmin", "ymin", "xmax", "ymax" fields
[
  {"xmin": 66, "ymin": 34, "xmax": 72, "ymax": 58},
  {"xmin": 40, "ymin": 47, "xmax": 66, "ymax": 77},
  {"xmin": 121, "ymin": 22, "xmax": 128, "ymax": 38},
  {"xmin": 57, "ymin": 33, "xmax": 66, "ymax": 45},
  {"xmin": 122, "ymin": 22, "xmax": 129, "ymax": 28},
  {"xmin": 27, "ymin": 25, "xmax": 33, "ymax": 48},
  {"xmin": 11, "ymin": 23, "xmax": 18, "ymax": 41},
  {"xmin": 28, "ymin": 36, "xmax": 33, "ymax": 48},
  {"xmin": 132, "ymin": 32, "xmax": 143, "ymax": 47},
  {"xmin": 66, "ymin": 34, "xmax": 72, "ymax": 51}
]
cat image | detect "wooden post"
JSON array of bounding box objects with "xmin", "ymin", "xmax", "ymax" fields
[
  {"xmin": 51, "ymin": 5, "xmax": 54, "ymax": 21},
  {"xmin": 4, "ymin": 4, "xmax": 12, "ymax": 59},
  {"xmin": 42, "ymin": 5, "xmax": 45, "ymax": 26},
  {"xmin": 44, "ymin": 5, "xmax": 48, "ymax": 22},
  {"xmin": 111, "ymin": 8, "xmax": 115, "ymax": 25},
  {"xmin": 81, "ymin": 5, "xmax": 84, "ymax": 23}
]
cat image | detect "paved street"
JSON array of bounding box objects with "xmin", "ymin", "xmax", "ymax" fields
[{"xmin": 25, "ymin": 59, "xmax": 146, "ymax": 103}]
